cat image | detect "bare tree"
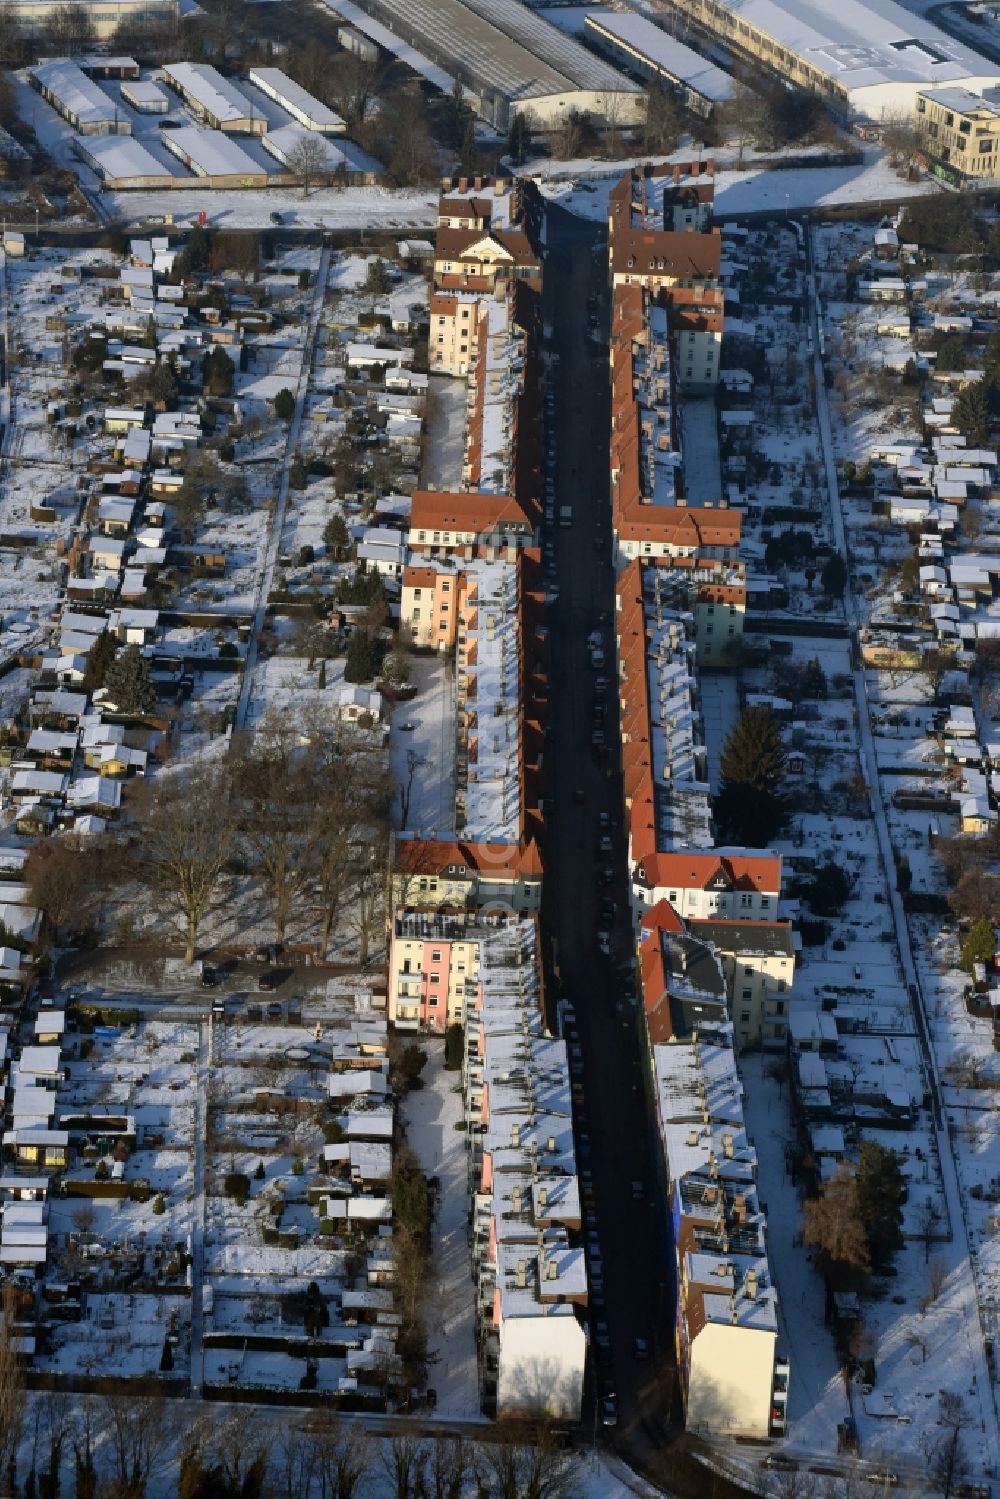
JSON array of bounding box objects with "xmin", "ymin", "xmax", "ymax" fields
[
  {"xmin": 0, "ymin": 1283, "xmax": 25, "ymax": 1499},
  {"xmin": 397, "ymin": 748, "xmax": 426, "ymax": 831},
  {"xmin": 233, "ymin": 718, "xmax": 322, "ymax": 947},
  {"xmin": 350, "ymin": 849, "xmax": 385, "ymax": 968},
  {"xmin": 271, "ymin": 1422, "xmax": 315, "ymax": 1499},
  {"xmin": 47, "ymin": 2, "xmax": 96, "ymax": 51},
  {"xmin": 882, "ymin": 111, "xmax": 921, "ymax": 170},
  {"xmin": 100, "ymin": 1392, "xmax": 173, "ymax": 1499},
  {"xmin": 918, "ymin": 1197, "xmax": 943, "ymax": 1263},
  {"xmin": 923, "ymin": 1392, "xmax": 971, "ymax": 1499},
  {"xmin": 476, "ymin": 1425, "xmax": 575, "ymax": 1499},
  {"xmin": 312, "ymin": 1418, "xmax": 371, "ymax": 1499},
  {"xmin": 379, "ymin": 1434, "xmax": 425, "ymax": 1499},
  {"xmin": 802, "ymin": 1163, "xmax": 871, "ymax": 1285},
  {"xmin": 286, "ymin": 134, "xmax": 331, "ymax": 198},
  {"xmin": 25, "ymin": 834, "xmax": 93, "ymax": 941},
  {"xmin": 427, "ymin": 1436, "xmax": 473, "ymax": 1499},
  {"xmin": 126, "ymin": 764, "xmax": 234, "ymax": 964},
  {"xmin": 328, "ymin": 50, "xmax": 382, "ymax": 132}
]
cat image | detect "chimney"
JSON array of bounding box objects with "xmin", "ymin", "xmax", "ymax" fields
[
  {"xmin": 510, "ymin": 1123, "xmax": 520, "ymax": 1149},
  {"xmin": 548, "ymin": 1259, "xmax": 558, "ymax": 1281},
  {"xmin": 722, "ymin": 1132, "xmax": 734, "ymax": 1160},
  {"xmin": 538, "ymin": 1186, "xmax": 547, "ymax": 1209},
  {"xmin": 546, "ymin": 1134, "xmax": 556, "ymax": 1154},
  {"xmin": 516, "ymin": 1259, "xmax": 527, "ymax": 1289},
  {"xmin": 745, "ymin": 1268, "xmax": 758, "ymax": 1301},
  {"xmin": 687, "ymin": 1128, "xmax": 699, "ymax": 1147},
  {"xmin": 512, "ymin": 1184, "xmax": 522, "ymax": 1215}
]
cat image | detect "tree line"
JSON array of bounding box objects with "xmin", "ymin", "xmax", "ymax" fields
[{"xmin": 0, "ymin": 1343, "xmax": 576, "ymax": 1499}]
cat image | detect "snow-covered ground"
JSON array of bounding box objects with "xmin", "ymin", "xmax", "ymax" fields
[
  {"xmin": 679, "ymin": 397, "xmax": 722, "ymax": 503},
  {"xmin": 390, "ymin": 654, "xmax": 456, "ymax": 836},
  {"xmin": 544, "ymin": 147, "xmax": 938, "ymax": 223},
  {"xmin": 402, "ymin": 1043, "xmax": 481, "ymax": 1418},
  {"xmin": 422, "ymin": 376, "xmax": 468, "ymax": 491}
]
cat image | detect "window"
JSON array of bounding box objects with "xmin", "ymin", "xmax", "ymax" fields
[
  {"xmin": 760, "ymin": 897, "xmax": 770, "ymax": 910},
  {"xmin": 442, "ymin": 580, "xmax": 451, "ymax": 592},
  {"xmin": 431, "ymin": 950, "xmax": 441, "ymax": 962},
  {"xmin": 743, "ymin": 965, "xmax": 754, "ymax": 976},
  {"xmin": 740, "ymin": 1011, "xmax": 751, "ymax": 1023},
  {"xmin": 428, "ymin": 995, "xmax": 438, "ymax": 1006},
  {"xmin": 981, "ymin": 140, "xmax": 995, "ymax": 153},
  {"xmin": 740, "ymin": 893, "xmax": 752, "ymax": 908},
  {"xmin": 742, "ymin": 988, "xmax": 753, "ymax": 1000}
]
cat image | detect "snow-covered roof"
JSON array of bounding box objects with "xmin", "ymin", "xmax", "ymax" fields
[
  {"xmin": 161, "ymin": 127, "xmax": 265, "ymax": 179},
  {"xmin": 162, "ymin": 62, "xmax": 259, "ymax": 125},
  {"xmin": 31, "ymin": 59, "xmax": 120, "ymax": 128},
  {"xmin": 584, "ymin": 12, "xmax": 733, "ymax": 101},
  {"xmin": 699, "ymin": 0, "xmax": 1000, "ymax": 101},
  {"xmin": 78, "ymin": 136, "xmax": 176, "ymax": 184}
]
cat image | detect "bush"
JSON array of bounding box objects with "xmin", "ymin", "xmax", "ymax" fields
[
  {"xmin": 273, "ymin": 388, "xmax": 295, "ymax": 420},
  {"xmin": 960, "ymin": 916, "xmax": 996, "ymax": 974},
  {"xmin": 807, "ymin": 861, "xmax": 852, "ymax": 916},
  {"xmin": 292, "ymin": 1159, "xmax": 305, "ymax": 1176},
  {"xmin": 95, "ymin": 1160, "xmax": 109, "ymax": 1182},
  {"xmin": 255, "ymin": 1160, "xmax": 266, "ymax": 1180},
  {"xmin": 297, "ymin": 544, "xmax": 315, "ymax": 567},
  {"xmin": 224, "ymin": 1172, "xmax": 251, "ymax": 1206},
  {"xmin": 444, "ymin": 1022, "xmax": 464, "ymax": 1071}
]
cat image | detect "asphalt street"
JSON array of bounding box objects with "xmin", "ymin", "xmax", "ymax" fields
[{"xmin": 541, "ymin": 204, "xmax": 677, "ymax": 1469}]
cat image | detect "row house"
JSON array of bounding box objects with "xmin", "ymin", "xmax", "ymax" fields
[
  {"xmin": 653, "ymin": 1022, "xmax": 787, "ymax": 1439},
  {"xmin": 609, "ymin": 284, "xmax": 740, "ymax": 578},
  {"xmin": 461, "ymin": 920, "xmax": 587, "ymax": 1421},
  {"xmin": 640, "ymin": 899, "xmax": 793, "ymax": 1051},
  {"xmin": 608, "ymin": 162, "xmax": 724, "ymax": 392}
]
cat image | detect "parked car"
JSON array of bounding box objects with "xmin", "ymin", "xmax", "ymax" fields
[
  {"xmin": 258, "ymin": 970, "xmax": 288, "ymax": 992},
  {"xmin": 633, "ymin": 1336, "xmax": 650, "ymax": 1361},
  {"xmin": 761, "ymin": 1454, "xmax": 799, "ymax": 1472},
  {"xmin": 600, "ymin": 1395, "xmax": 618, "ymax": 1427}
]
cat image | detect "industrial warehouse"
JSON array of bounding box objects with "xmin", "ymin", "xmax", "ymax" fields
[
  {"xmin": 667, "ymin": 0, "xmax": 1000, "ymax": 118},
  {"xmin": 584, "ymin": 12, "xmax": 733, "ymax": 115},
  {"xmin": 31, "ymin": 59, "xmax": 132, "ymax": 135},
  {"xmin": 347, "ymin": 0, "xmax": 642, "ymax": 127},
  {"xmin": 247, "ymin": 67, "xmax": 347, "ymax": 132},
  {"xmin": 161, "ymin": 61, "xmax": 268, "ymax": 134},
  {"xmin": 28, "ymin": 55, "xmax": 382, "ymax": 192}
]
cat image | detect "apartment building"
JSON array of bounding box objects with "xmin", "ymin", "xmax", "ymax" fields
[
  {"xmin": 608, "ymin": 163, "xmax": 724, "ymax": 392},
  {"xmin": 390, "ymin": 835, "xmax": 543, "ymax": 918},
  {"xmin": 609, "ymin": 285, "xmax": 740, "ymax": 571},
  {"xmin": 462, "ymin": 921, "xmax": 587, "ymax": 1419},
  {"xmin": 689, "ymin": 917, "xmax": 794, "ymax": 1050},
  {"xmin": 653, "ymin": 1021, "xmax": 788, "ymax": 1438},
  {"xmin": 406, "ymin": 492, "xmax": 537, "ymax": 559},
  {"xmin": 915, "ymin": 86, "xmax": 1000, "ymax": 181},
  {"xmin": 388, "ymin": 908, "xmax": 545, "ymax": 1033},
  {"xmin": 640, "ymin": 898, "xmax": 793, "ymax": 1050}
]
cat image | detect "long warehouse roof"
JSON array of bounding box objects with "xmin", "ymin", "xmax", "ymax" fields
[
  {"xmin": 584, "ymin": 12, "xmax": 734, "ymax": 101},
  {"xmin": 354, "ymin": 0, "xmax": 640, "ymax": 101},
  {"xmin": 162, "ymin": 62, "xmax": 259, "ymax": 123},
  {"xmin": 79, "ymin": 135, "xmax": 176, "ymax": 181},
  {"xmin": 705, "ymin": 0, "xmax": 1000, "ymax": 93},
  {"xmin": 161, "ymin": 126, "xmax": 265, "ymax": 175},
  {"xmin": 31, "ymin": 59, "xmax": 120, "ymax": 127}
]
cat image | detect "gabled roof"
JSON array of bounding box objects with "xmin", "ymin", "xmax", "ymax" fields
[{"xmin": 638, "ymin": 851, "xmax": 781, "ymax": 893}]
